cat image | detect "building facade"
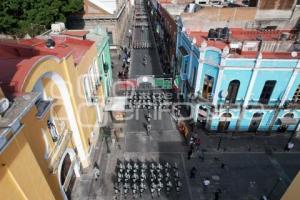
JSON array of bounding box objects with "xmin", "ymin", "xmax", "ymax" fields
[
  {"xmin": 87, "ymin": 27, "xmax": 113, "ymax": 100},
  {"xmin": 176, "ymin": 19, "xmax": 300, "ymax": 134},
  {"xmin": 148, "ymin": 0, "xmax": 178, "ymax": 75},
  {"xmin": 0, "ymin": 34, "xmax": 107, "ymax": 199},
  {"xmin": 68, "ymin": 0, "xmax": 131, "ymax": 47}
]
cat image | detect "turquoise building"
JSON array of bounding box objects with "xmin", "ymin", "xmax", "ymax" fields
[
  {"xmin": 87, "ymin": 27, "xmax": 113, "ymax": 100},
  {"xmin": 176, "ymin": 19, "xmax": 300, "ymax": 134}
]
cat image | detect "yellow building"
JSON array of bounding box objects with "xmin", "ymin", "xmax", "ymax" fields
[
  {"xmin": 0, "ymin": 34, "xmax": 106, "ymax": 199},
  {"xmin": 281, "ymin": 171, "xmax": 300, "ymax": 200}
]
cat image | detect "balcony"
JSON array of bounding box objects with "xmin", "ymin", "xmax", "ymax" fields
[
  {"xmin": 283, "ymin": 100, "xmax": 300, "ymax": 109},
  {"xmin": 216, "ymin": 99, "xmax": 280, "ymax": 110},
  {"xmin": 48, "ymin": 129, "xmax": 72, "ymax": 173}
]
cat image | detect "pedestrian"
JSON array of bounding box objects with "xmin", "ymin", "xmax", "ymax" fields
[
  {"xmin": 203, "ymin": 177, "xmax": 210, "ymax": 191},
  {"xmin": 285, "ymin": 141, "xmax": 294, "ymax": 152},
  {"xmin": 146, "ymin": 123, "xmax": 152, "ymax": 135},
  {"xmin": 214, "ymin": 188, "xmax": 222, "ymax": 200},
  {"xmin": 118, "ymin": 53, "xmax": 121, "ymax": 60},
  {"xmin": 221, "ymin": 162, "xmax": 225, "ymax": 169},
  {"xmin": 190, "ymin": 167, "xmax": 197, "ymax": 179},
  {"xmin": 93, "ymin": 162, "xmax": 100, "ymax": 181},
  {"xmin": 187, "ymin": 149, "xmax": 193, "ymax": 160}
]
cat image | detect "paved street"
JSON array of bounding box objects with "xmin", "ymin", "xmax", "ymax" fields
[
  {"xmin": 71, "ymin": 1, "xmax": 300, "ymax": 200},
  {"xmin": 129, "ymin": 2, "xmax": 162, "ymax": 77}
]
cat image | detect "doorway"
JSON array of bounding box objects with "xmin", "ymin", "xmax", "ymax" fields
[
  {"xmin": 277, "ymin": 113, "xmax": 294, "ymax": 133},
  {"xmin": 197, "ymin": 106, "xmax": 208, "ymax": 128},
  {"xmin": 248, "ymin": 112, "xmax": 263, "ymax": 132},
  {"xmin": 218, "ymin": 113, "xmax": 232, "ymax": 132}
]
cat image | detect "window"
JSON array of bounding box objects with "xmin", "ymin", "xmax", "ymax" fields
[
  {"xmin": 83, "ymin": 75, "xmax": 93, "ymax": 103},
  {"xmin": 184, "ymin": 60, "xmax": 188, "ymax": 73},
  {"xmin": 83, "ymin": 58, "xmax": 101, "ymax": 103},
  {"xmin": 292, "ymin": 84, "xmax": 300, "ymax": 103},
  {"xmin": 192, "ymin": 67, "xmax": 197, "ymax": 88},
  {"xmin": 202, "ymin": 75, "xmax": 214, "ymax": 99},
  {"xmin": 226, "ymin": 80, "xmax": 240, "ymax": 103},
  {"xmin": 107, "ymin": 32, "xmax": 113, "ymax": 44},
  {"xmin": 47, "ymin": 119, "xmax": 59, "ymax": 142},
  {"xmin": 259, "ymin": 80, "xmax": 276, "ymax": 104}
]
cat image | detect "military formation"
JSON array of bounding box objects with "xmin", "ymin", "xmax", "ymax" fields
[
  {"xmin": 113, "ymin": 161, "xmax": 183, "ymax": 199},
  {"xmin": 126, "ymin": 91, "xmax": 172, "ymax": 110},
  {"xmin": 132, "ymin": 41, "xmax": 152, "ymax": 49}
]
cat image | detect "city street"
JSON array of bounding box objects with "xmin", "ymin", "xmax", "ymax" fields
[{"xmin": 71, "ymin": 1, "xmax": 300, "ymax": 200}]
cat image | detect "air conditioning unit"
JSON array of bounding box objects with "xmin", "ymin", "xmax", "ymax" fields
[{"xmin": 51, "ymin": 22, "xmax": 65, "ymax": 33}]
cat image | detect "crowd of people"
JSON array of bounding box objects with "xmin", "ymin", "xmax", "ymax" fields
[
  {"xmin": 118, "ymin": 47, "xmax": 131, "ymax": 80},
  {"xmin": 126, "ymin": 91, "xmax": 172, "ymax": 110}
]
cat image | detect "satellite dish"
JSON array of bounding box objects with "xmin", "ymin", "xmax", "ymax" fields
[
  {"xmin": 0, "ymin": 98, "xmax": 9, "ymax": 114},
  {"xmin": 291, "ymin": 51, "xmax": 298, "ymax": 58},
  {"xmin": 220, "ymin": 90, "xmax": 228, "ymax": 98}
]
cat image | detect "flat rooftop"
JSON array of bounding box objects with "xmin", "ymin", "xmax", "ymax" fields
[
  {"xmin": 187, "ymin": 28, "xmax": 300, "ymax": 59},
  {"xmin": 0, "ymin": 37, "xmax": 94, "ymax": 98}
]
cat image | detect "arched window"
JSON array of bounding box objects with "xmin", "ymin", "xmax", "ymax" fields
[
  {"xmin": 226, "ymin": 80, "xmax": 240, "ymax": 103},
  {"xmin": 259, "ymin": 80, "xmax": 276, "ymax": 104}
]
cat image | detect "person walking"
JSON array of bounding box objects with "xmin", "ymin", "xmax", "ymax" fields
[
  {"xmin": 146, "ymin": 123, "xmax": 152, "ymax": 136},
  {"xmin": 190, "ymin": 167, "xmax": 197, "ymax": 179},
  {"xmin": 93, "ymin": 162, "xmax": 100, "ymax": 181},
  {"xmin": 187, "ymin": 148, "xmax": 193, "ymax": 160},
  {"xmin": 203, "ymin": 177, "xmax": 210, "ymax": 192},
  {"xmin": 214, "ymin": 188, "xmax": 222, "ymax": 200}
]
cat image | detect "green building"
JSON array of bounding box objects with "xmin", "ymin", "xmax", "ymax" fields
[{"xmin": 87, "ymin": 26, "xmax": 113, "ymax": 99}]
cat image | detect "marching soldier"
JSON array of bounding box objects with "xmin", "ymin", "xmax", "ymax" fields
[
  {"xmin": 166, "ymin": 180, "xmax": 173, "ymax": 197},
  {"xmin": 132, "ymin": 183, "xmax": 138, "ymax": 199},
  {"xmin": 139, "ymin": 182, "xmax": 147, "ymax": 197},
  {"xmin": 123, "ymin": 182, "xmax": 130, "ymax": 199},
  {"xmin": 132, "ymin": 172, "xmax": 139, "ymax": 183},
  {"xmin": 157, "ymin": 181, "xmax": 163, "ymax": 197},
  {"xmin": 176, "ymin": 180, "xmax": 182, "ymax": 196},
  {"xmin": 150, "ymin": 182, "xmax": 156, "ymax": 199}
]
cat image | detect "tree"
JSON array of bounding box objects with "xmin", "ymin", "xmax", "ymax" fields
[{"xmin": 0, "ymin": 0, "xmax": 83, "ymax": 37}]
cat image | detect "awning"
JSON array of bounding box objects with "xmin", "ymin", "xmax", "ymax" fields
[
  {"xmin": 278, "ymin": 118, "xmax": 297, "ymax": 125},
  {"xmin": 104, "ymin": 96, "xmax": 127, "ymax": 111}
]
